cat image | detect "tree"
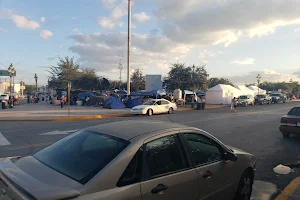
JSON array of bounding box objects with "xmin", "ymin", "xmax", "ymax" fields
[
  {"xmin": 245, "ymin": 83, "xmax": 256, "ymax": 87},
  {"xmin": 131, "ymin": 68, "xmax": 145, "ymax": 91},
  {"xmin": 24, "ymin": 85, "xmax": 35, "ymax": 94},
  {"xmin": 164, "ymin": 63, "xmax": 209, "ymax": 91},
  {"xmin": 207, "ymin": 77, "xmax": 234, "ymax": 88},
  {"xmin": 72, "ymin": 68, "xmax": 101, "ymax": 91},
  {"xmin": 48, "ymin": 56, "xmax": 80, "ymax": 89}
]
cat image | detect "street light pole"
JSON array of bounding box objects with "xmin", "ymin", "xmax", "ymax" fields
[
  {"xmin": 127, "ymin": 0, "xmax": 132, "ymax": 95},
  {"xmin": 192, "ymin": 65, "xmax": 196, "ymax": 101},
  {"xmin": 34, "ymin": 73, "xmax": 38, "ymax": 93},
  {"xmin": 256, "ymin": 74, "xmax": 261, "ymax": 95}
]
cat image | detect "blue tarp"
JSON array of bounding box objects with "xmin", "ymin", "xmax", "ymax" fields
[
  {"xmin": 125, "ymin": 96, "xmax": 143, "ymax": 108},
  {"xmin": 103, "ymin": 97, "xmax": 125, "ymax": 109},
  {"xmin": 130, "ymin": 89, "xmax": 167, "ymax": 97}
]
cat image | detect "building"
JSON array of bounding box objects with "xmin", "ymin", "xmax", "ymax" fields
[{"xmin": 0, "ymin": 81, "xmax": 21, "ymax": 95}]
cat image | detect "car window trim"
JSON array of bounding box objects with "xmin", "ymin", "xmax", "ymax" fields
[
  {"xmin": 141, "ymin": 133, "xmax": 191, "ymax": 181},
  {"xmin": 178, "ymin": 131, "xmax": 227, "ymax": 168}
]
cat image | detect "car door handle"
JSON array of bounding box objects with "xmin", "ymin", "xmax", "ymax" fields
[
  {"xmin": 151, "ymin": 184, "xmax": 168, "ymax": 194},
  {"xmin": 202, "ymin": 171, "xmax": 212, "ymax": 179}
]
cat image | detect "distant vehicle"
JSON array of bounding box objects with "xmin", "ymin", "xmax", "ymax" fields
[
  {"xmin": 271, "ymin": 93, "xmax": 287, "ymax": 103},
  {"xmin": 0, "ymin": 121, "xmax": 256, "ymax": 200},
  {"xmin": 0, "ymin": 94, "xmax": 9, "ymax": 101},
  {"xmin": 131, "ymin": 99, "xmax": 177, "ymax": 116},
  {"xmin": 280, "ymin": 107, "xmax": 300, "ymax": 138},
  {"xmin": 237, "ymin": 95, "xmax": 254, "ymax": 106},
  {"xmin": 255, "ymin": 94, "xmax": 272, "ymax": 105}
]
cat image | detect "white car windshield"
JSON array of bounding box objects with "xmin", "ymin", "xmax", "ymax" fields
[{"xmin": 143, "ymin": 100, "xmax": 156, "ymax": 105}]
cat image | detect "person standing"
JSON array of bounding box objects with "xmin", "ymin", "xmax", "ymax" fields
[{"xmin": 231, "ymin": 97, "xmax": 237, "ymax": 112}]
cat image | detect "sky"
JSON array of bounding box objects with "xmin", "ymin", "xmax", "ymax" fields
[{"xmin": 0, "ymin": 0, "xmax": 300, "ymax": 86}]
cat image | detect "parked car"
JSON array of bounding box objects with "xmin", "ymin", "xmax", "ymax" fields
[
  {"xmin": 279, "ymin": 107, "xmax": 300, "ymax": 138},
  {"xmin": 271, "ymin": 93, "xmax": 287, "ymax": 103},
  {"xmin": 255, "ymin": 94, "xmax": 272, "ymax": 105},
  {"xmin": 0, "ymin": 121, "xmax": 256, "ymax": 200},
  {"xmin": 0, "ymin": 94, "xmax": 9, "ymax": 101},
  {"xmin": 131, "ymin": 99, "xmax": 177, "ymax": 116},
  {"xmin": 237, "ymin": 95, "xmax": 254, "ymax": 106}
]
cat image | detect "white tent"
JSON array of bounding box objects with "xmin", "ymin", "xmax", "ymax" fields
[
  {"xmin": 248, "ymin": 86, "xmax": 266, "ymax": 96},
  {"xmin": 206, "ymin": 84, "xmax": 241, "ymax": 105},
  {"xmin": 235, "ymin": 85, "xmax": 255, "ymax": 97}
]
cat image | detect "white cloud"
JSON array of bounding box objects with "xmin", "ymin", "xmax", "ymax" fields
[
  {"xmin": 0, "ymin": 28, "xmax": 8, "ymax": 33},
  {"xmin": 151, "ymin": 0, "xmax": 300, "ymax": 47},
  {"xmin": 72, "ymin": 17, "xmax": 76, "ymax": 20},
  {"xmin": 101, "ymin": 0, "xmax": 117, "ymax": 9},
  {"xmin": 11, "ymin": 15, "xmax": 40, "ymax": 30},
  {"xmin": 40, "ymin": 17, "xmax": 45, "ymax": 23},
  {"xmin": 72, "ymin": 28, "xmax": 80, "ymax": 33},
  {"xmin": 227, "ymin": 69, "xmax": 300, "ymax": 85},
  {"xmin": 295, "ymin": 28, "xmax": 300, "ymax": 32},
  {"xmin": 133, "ymin": 12, "xmax": 151, "ymax": 23},
  {"xmin": 98, "ymin": 17, "xmax": 115, "ymax": 30},
  {"xmin": 232, "ymin": 58, "xmax": 255, "ymax": 65},
  {"xmin": 59, "ymin": 46, "xmax": 63, "ymax": 48},
  {"xmin": 97, "ymin": 0, "xmax": 127, "ymax": 30},
  {"xmin": 69, "ymin": 32, "xmax": 191, "ymax": 76},
  {"xmin": 40, "ymin": 30, "xmax": 53, "ymax": 39}
]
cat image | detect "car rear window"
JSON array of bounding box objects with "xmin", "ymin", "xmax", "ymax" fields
[
  {"xmin": 288, "ymin": 108, "xmax": 300, "ymax": 116},
  {"xmin": 33, "ymin": 130, "xmax": 129, "ymax": 184}
]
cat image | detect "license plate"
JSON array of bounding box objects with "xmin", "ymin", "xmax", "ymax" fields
[{"xmin": 297, "ymin": 122, "xmax": 300, "ymax": 127}]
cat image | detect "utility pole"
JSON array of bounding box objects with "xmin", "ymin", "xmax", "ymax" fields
[
  {"xmin": 34, "ymin": 73, "xmax": 38, "ymax": 93},
  {"xmin": 256, "ymin": 74, "xmax": 261, "ymax": 95},
  {"xmin": 192, "ymin": 65, "xmax": 196, "ymax": 102},
  {"xmin": 127, "ymin": 0, "xmax": 132, "ymax": 95},
  {"xmin": 67, "ymin": 81, "xmax": 71, "ymax": 117},
  {"xmin": 118, "ymin": 60, "xmax": 123, "ymax": 89}
]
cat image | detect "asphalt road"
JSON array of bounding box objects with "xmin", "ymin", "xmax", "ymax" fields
[{"xmin": 0, "ymin": 101, "xmax": 300, "ymax": 199}]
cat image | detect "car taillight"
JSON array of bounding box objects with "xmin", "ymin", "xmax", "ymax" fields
[{"xmin": 281, "ymin": 118, "xmax": 287, "ymax": 123}]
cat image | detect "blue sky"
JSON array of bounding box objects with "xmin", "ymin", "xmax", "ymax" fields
[{"xmin": 1, "ymin": 0, "xmax": 300, "ymax": 85}]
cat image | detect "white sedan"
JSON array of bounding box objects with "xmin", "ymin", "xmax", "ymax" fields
[{"xmin": 131, "ymin": 99, "xmax": 177, "ymax": 116}]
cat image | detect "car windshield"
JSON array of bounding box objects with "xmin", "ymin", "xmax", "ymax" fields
[
  {"xmin": 256, "ymin": 95, "xmax": 265, "ymax": 98},
  {"xmin": 33, "ymin": 130, "xmax": 129, "ymax": 184},
  {"xmin": 143, "ymin": 100, "xmax": 156, "ymax": 105},
  {"xmin": 239, "ymin": 96, "xmax": 247, "ymax": 99},
  {"xmin": 288, "ymin": 108, "xmax": 300, "ymax": 116}
]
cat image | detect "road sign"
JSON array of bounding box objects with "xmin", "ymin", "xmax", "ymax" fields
[{"xmin": 0, "ymin": 70, "xmax": 16, "ymax": 76}]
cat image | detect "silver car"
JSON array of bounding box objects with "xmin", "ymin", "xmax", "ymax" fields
[{"xmin": 0, "ymin": 121, "xmax": 256, "ymax": 200}]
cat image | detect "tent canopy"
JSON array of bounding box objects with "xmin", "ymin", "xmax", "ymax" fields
[
  {"xmin": 103, "ymin": 97, "xmax": 125, "ymax": 109},
  {"xmin": 248, "ymin": 86, "xmax": 267, "ymax": 95},
  {"xmin": 206, "ymin": 84, "xmax": 240, "ymax": 104},
  {"xmin": 235, "ymin": 85, "xmax": 255, "ymax": 97},
  {"xmin": 130, "ymin": 89, "xmax": 167, "ymax": 97}
]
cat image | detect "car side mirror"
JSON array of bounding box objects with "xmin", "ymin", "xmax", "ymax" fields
[{"xmin": 223, "ymin": 152, "xmax": 238, "ymax": 162}]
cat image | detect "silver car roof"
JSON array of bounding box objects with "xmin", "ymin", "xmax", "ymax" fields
[{"xmin": 86, "ymin": 120, "xmax": 189, "ymax": 140}]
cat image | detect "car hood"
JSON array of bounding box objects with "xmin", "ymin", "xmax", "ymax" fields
[
  {"xmin": 0, "ymin": 156, "xmax": 81, "ymax": 200},
  {"xmin": 132, "ymin": 105, "xmax": 151, "ymax": 109},
  {"xmin": 226, "ymin": 145, "xmax": 249, "ymax": 155}
]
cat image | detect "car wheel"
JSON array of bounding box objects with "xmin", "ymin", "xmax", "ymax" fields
[
  {"xmin": 168, "ymin": 107, "xmax": 174, "ymax": 114},
  {"xmin": 261, "ymin": 101, "xmax": 264, "ymax": 105},
  {"xmin": 235, "ymin": 170, "xmax": 253, "ymax": 200},
  {"xmin": 245, "ymin": 102, "xmax": 248, "ymax": 107},
  {"xmin": 147, "ymin": 109, "xmax": 153, "ymax": 116},
  {"xmin": 282, "ymin": 132, "xmax": 290, "ymax": 138}
]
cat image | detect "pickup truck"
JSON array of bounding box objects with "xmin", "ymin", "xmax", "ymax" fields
[{"xmin": 255, "ymin": 94, "xmax": 272, "ymax": 105}]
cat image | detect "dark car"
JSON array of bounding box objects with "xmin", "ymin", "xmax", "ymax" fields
[
  {"xmin": 271, "ymin": 93, "xmax": 287, "ymax": 103},
  {"xmin": 279, "ymin": 107, "xmax": 300, "ymax": 137},
  {"xmin": 254, "ymin": 94, "xmax": 272, "ymax": 105}
]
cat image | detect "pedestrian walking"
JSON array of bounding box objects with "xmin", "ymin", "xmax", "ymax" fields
[
  {"xmin": 230, "ymin": 97, "xmax": 237, "ymax": 112},
  {"xmin": 60, "ymin": 96, "xmax": 64, "ymax": 108}
]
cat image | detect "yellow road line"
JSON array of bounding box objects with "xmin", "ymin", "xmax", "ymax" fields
[
  {"xmin": 6, "ymin": 142, "xmax": 53, "ymax": 151},
  {"xmin": 275, "ymin": 177, "xmax": 300, "ymax": 200}
]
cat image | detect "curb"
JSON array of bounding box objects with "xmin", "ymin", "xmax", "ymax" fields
[
  {"xmin": 0, "ymin": 105, "xmax": 227, "ymax": 122},
  {"xmin": 275, "ymin": 177, "xmax": 300, "ymax": 200}
]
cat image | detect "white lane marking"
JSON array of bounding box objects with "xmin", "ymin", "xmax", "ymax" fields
[
  {"xmin": 0, "ymin": 132, "xmax": 11, "ymax": 146},
  {"xmin": 40, "ymin": 130, "xmax": 71, "ymax": 135},
  {"xmin": 64, "ymin": 129, "xmax": 78, "ymax": 133}
]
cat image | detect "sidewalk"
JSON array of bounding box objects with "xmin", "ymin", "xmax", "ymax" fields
[{"xmin": 0, "ymin": 103, "xmax": 227, "ymax": 121}]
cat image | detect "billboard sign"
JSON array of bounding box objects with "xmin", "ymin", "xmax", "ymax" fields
[
  {"xmin": 145, "ymin": 75, "xmax": 162, "ymax": 91},
  {"xmin": 0, "ymin": 70, "xmax": 16, "ymax": 76}
]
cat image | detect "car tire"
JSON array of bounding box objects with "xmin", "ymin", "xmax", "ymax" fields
[
  {"xmin": 147, "ymin": 109, "xmax": 153, "ymax": 116},
  {"xmin": 261, "ymin": 101, "xmax": 264, "ymax": 105},
  {"xmin": 234, "ymin": 170, "xmax": 254, "ymax": 200},
  {"xmin": 282, "ymin": 132, "xmax": 290, "ymax": 138},
  {"xmin": 168, "ymin": 107, "xmax": 174, "ymax": 114}
]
